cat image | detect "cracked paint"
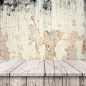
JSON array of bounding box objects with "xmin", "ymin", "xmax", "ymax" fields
[{"xmin": 0, "ymin": 0, "xmax": 86, "ymax": 60}]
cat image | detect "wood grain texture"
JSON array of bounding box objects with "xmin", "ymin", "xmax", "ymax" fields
[
  {"xmin": 79, "ymin": 76, "xmax": 86, "ymax": 86},
  {"xmin": 64, "ymin": 60, "xmax": 86, "ymax": 76},
  {"xmin": 10, "ymin": 60, "xmax": 44, "ymax": 76},
  {"xmin": 54, "ymin": 60, "xmax": 81, "ymax": 76},
  {"xmin": 0, "ymin": 60, "xmax": 86, "ymax": 86},
  {"xmin": 45, "ymin": 60, "xmax": 54, "ymax": 76},
  {"xmin": 27, "ymin": 77, "xmax": 44, "ymax": 86},
  {"xmin": 45, "ymin": 77, "xmax": 55, "ymax": 86},
  {"xmin": 45, "ymin": 76, "xmax": 62, "ymax": 86},
  {"xmin": 0, "ymin": 77, "xmax": 9, "ymax": 86},
  {"xmin": 10, "ymin": 76, "xmax": 26, "ymax": 86},
  {"xmin": 0, "ymin": 60, "xmax": 25, "ymax": 76},
  {"xmin": 63, "ymin": 76, "xmax": 80, "ymax": 86},
  {"xmin": 0, "ymin": 60, "xmax": 6, "ymax": 64}
]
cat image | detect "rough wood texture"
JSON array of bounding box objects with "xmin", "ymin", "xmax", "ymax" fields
[
  {"xmin": 10, "ymin": 60, "xmax": 45, "ymax": 76},
  {"xmin": 45, "ymin": 77, "xmax": 55, "ymax": 86},
  {"xmin": 63, "ymin": 76, "xmax": 80, "ymax": 86},
  {"xmin": 45, "ymin": 60, "xmax": 81, "ymax": 76},
  {"xmin": 64, "ymin": 60, "xmax": 86, "ymax": 76},
  {"xmin": 45, "ymin": 60, "xmax": 54, "ymax": 76},
  {"xmin": 10, "ymin": 76, "xmax": 26, "ymax": 86},
  {"xmin": 27, "ymin": 77, "xmax": 44, "ymax": 86},
  {"xmin": 54, "ymin": 60, "xmax": 81, "ymax": 76},
  {"xmin": 0, "ymin": 77, "xmax": 9, "ymax": 86},
  {"xmin": 0, "ymin": 60, "xmax": 86, "ymax": 86},
  {"xmin": 0, "ymin": 60, "xmax": 25, "ymax": 76},
  {"xmin": 0, "ymin": 60, "xmax": 6, "ymax": 64}
]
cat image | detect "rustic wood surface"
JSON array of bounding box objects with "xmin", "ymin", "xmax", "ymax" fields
[
  {"xmin": 0, "ymin": 60, "xmax": 25, "ymax": 76},
  {"xmin": 64, "ymin": 60, "xmax": 86, "ymax": 76},
  {"xmin": 45, "ymin": 60, "xmax": 54, "ymax": 76},
  {"xmin": 10, "ymin": 60, "xmax": 44, "ymax": 76},
  {"xmin": 0, "ymin": 60, "xmax": 85, "ymax": 76},
  {"xmin": 0, "ymin": 77, "xmax": 9, "ymax": 86},
  {"xmin": 0, "ymin": 60, "xmax": 86, "ymax": 86},
  {"xmin": 0, "ymin": 60, "xmax": 6, "ymax": 64},
  {"xmin": 54, "ymin": 60, "xmax": 81, "ymax": 76}
]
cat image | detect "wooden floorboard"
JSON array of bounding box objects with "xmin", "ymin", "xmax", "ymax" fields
[
  {"xmin": 10, "ymin": 60, "xmax": 45, "ymax": 76},
  {"xmin": 54, "ymin": 60, "xmax": 81, "ymax": 76},
  {"xmin": 0, "ymin": 60, "xmax": 25, "ymax": 76},
  {"xmin": 64, "ymin": 60, "xmax": 86, "ymax": 76},
  {"xmin": 0, "ymin": 60, "xmax": 86, "ymax": 86},
  {"xmin": 0, "ymin": 60, "xmax": 7, "ymax": 64},
  {"xmin": 45, "ymin": 60, "xmax": 54, "ymax": 76}
]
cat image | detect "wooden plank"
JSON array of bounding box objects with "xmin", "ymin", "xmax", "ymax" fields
[
  {"xmin": 79, "ymin": 76, "xmax": 86, "ymax": 86},
  {"xmin": 54, "ymin": 60, "xmax": 81, "ymax": 76},
  {"xmin": 45, "ymin": 60, "xmax": 54, "ymax": 76},
  {"xmin": 54, "ymin": 60, "xmax": 66, "ymax": 76},
  {"xmin": 0, "ymin": 60, "xmax": 25, "ymax": 76},
  {"xmin": 45, "ymin": 77, "xmax": 55, "ymax": 86},
  {"xmin": 0, "ymin": 60, "xmax": 6, "ymax": 64},
  {"xmin": 10, "ymin": 76, "xmax": 26, "ymax": 86},
  {"xmin": 45, "ymin": 76, "xmax": 62, "ymax": 86},
  {"xmin": 10, "ymin": 60, "xmax": 44, "ymax": 76},
  {"xmin": 63, "ymin": 76, "xmax": 80, "ymax": 86},
  {"xmin": 55, "ymin": 77, "xmax": 62, "ymax": 86},
  {"xmin": 0, "ymin": 77, "xmax": 9, "ymax": 86},
  {"xmin": 27, "ymin": 77, "xmax": 44, "ymax": 86},
  {"xmin": 64, "ymin": 60, "xmax": 86, "ymax": 76}
]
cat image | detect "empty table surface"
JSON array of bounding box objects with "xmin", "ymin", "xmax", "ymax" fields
[{"xmin": 0, "ymin": 60, "xmax": 85, "ymax": 76}]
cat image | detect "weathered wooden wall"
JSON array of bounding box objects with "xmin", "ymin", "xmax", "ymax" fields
[{"xmin": 0, "ymin": 0, "xmax": 86, "ymax": 60}]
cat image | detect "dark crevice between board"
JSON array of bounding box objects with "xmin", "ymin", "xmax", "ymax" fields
[
  {"xmin": 63, "ymin": 60, "xmax": 83, "ymax": 76},
  {"xmin": 44, "ymin": 60, "xmax": 46, "ymax": 86},
  {"xmin": 44, "ymin": 60, "xmax": 46, "ymax": 76},
  {"xmin": 9, "ymin": 60, "xmax": 26, "ymax": 76}
]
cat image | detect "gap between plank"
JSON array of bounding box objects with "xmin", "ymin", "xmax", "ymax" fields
[
  {"xmin": 63, "ymin": 60, "xmax": 83, "ymax": 76},
  {"xmin": 9, "ymin": 60, "xmax": 26, "ymax": 76}
]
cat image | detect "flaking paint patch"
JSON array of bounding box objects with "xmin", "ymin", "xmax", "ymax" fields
[
  {"xmin": 0, "ymin": 27, "xmax": 9, "ymax": 60},
  {"xmin": 0, "ymin": 0, "xmax": 86, "ymax": 60},
  {"xmin": 28, "ymin": 24, "xmax": 64, "ymax": 60},
  {"xmin": 71, "ymin": 19, "xmax": 77, "ymax": 27},
  {"xmin": 62, "ymin": 31, "xmax": 79, "ymax": 60},
  {"xmin": 62, "ymin": 31, "xmax": 86, "ymax": 60},
  {"xmin": 79, "ymin": 35, "xmax": 86, "ymax": 55}
]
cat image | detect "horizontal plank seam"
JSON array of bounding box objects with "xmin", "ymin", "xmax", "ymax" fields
[
  {"xmin": 63, "ymin": 60, "xmax": 83, "ymax": 76},
  {"xmin": 9, "ymin": 60, "xmax": 26, "ymax": 76}
]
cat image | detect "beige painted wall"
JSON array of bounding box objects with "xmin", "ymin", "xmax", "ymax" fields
[{"xmin": 0, "ymin": 0, "xmax": 86, "ymax": 60}]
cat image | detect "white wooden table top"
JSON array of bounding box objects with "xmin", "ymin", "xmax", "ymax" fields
[{"xmin": 0, "ymin": 60, "xmax": 85, "ymax": 76}]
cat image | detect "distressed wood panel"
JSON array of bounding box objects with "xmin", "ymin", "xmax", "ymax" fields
[
  {"xmin": 0, "ymin": 60, "xmax": 25, "ymax": 76},
  {"xmin": 10, "ymin": 60, "xmax": 44, "ymax": 76},
  {"xmin": 64, "ymin": 60, "xmax": 86, "ymax": 76},
  {"xmin": 0, "ymin": 77, "xmax": 9, "ymax": 86},
  {"xmin": 54, "ymin": 60, "xmax": 81, "ymax": 76},
  {"xmin": 45, "ymin": 60, "xmax": 54, "ymax": 76},
  {"xmin": 27, "ymin": 77, "xmax": 44, "ymax": 86},
  {"xmin": 0, "ymin": 60, "xmax": 6, "ymax": 63},
  {"xmin": 10, "ymin": 76, "xmax": 26, "ymax": 86},
  {"xmin": 63, "ymin": 76, "xmax": 80, "ymax": 86}
]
